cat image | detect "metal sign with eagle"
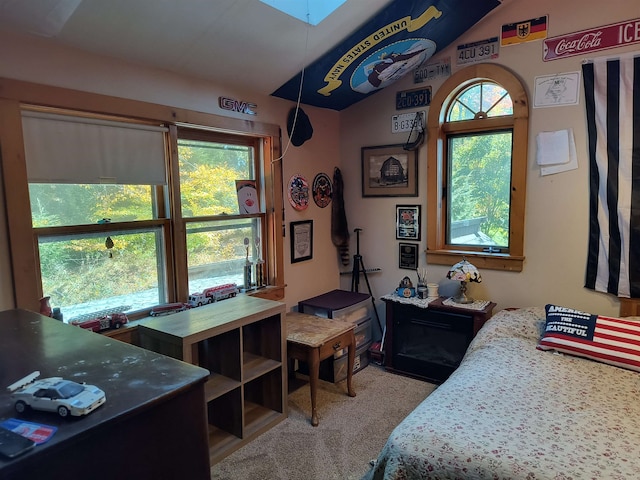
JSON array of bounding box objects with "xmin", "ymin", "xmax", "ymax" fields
[{"xmin": 271, "ymin": 0, "xmax": 500, "ymax": 111}]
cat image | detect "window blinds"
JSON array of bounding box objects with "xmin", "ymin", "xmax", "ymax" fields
[{"xmin": 21, "ymin": 110, "xmax": 168, "ymax": 185}]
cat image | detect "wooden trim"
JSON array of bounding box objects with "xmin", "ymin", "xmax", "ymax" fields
[
  {"xmin": 426, "ymin": 250, "xmax": 524, "ymax": 272},
  {"xmin": 0, "ymin": 77, "xmax": 279, "ymax": 138},
  {"xmin": 0, "ymin": 98, "xmax": 40, "ymax": 310},
  {"xmin": 426, "ymin": 64, "xmax": 528, "ymax": 272},
  {"xmin": 0, "ymin": 77, "xmax": 285, "ymax": 310},
  {"xmin": 620, "ymin": 298, "xmax": 640, "ymax": 317}
]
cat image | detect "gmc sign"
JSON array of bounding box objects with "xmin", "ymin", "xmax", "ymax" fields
[{"xmin": 218, "ymin": 97, "xmax": 257, "ymax": 115}]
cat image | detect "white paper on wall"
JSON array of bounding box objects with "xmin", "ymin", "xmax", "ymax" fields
[{"xmin": 536, "ymin": 128, "xmax": 578, "ymax": 176}]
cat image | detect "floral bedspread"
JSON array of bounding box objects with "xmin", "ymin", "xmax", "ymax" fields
[{"xmin": 364, "ymin": 307, "xmax": 640, "ymax": 480}]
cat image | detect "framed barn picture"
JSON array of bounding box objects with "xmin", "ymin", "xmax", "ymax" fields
[{"xmin": 361, "ymin": 144, "xmax": 418, "ymax": 197}]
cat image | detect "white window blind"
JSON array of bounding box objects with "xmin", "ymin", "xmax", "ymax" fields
[{"xmin": 21, "ymin": 111, "xmax": 168, "ymax": 185}]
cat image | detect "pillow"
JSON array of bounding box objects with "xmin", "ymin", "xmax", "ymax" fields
[{"xmin": 537, "ymin": 304, "xmax": 640, "ymax": 372}]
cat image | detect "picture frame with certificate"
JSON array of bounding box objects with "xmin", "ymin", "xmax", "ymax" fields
[
  {"xmin": 399, "ymin": 242, "xmax": 419, "ymax": 270},
  {"xmin": 290, "ymin": 220, "xmax": 313, "ymax": 263},
  {"xmin": 396, "ymin": 205, "xmax": 421, "ymax": 240}
]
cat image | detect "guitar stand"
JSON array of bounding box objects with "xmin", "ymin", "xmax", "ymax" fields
[{"xmin": 350, "ymin": 228, "xmax": 383, "ymax": 334}]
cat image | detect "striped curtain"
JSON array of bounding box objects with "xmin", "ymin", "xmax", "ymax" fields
[{"xmin": 583, "ymin": 55, "xmax": 640, "ymax": 298}]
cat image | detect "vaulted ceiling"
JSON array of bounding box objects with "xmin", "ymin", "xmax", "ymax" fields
[{"xmin": 0, "ymin": 0, "xmax": 506, "ymax": 110}]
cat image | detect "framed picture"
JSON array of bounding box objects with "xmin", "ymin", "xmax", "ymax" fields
[
  {"xmin": 361, "ymin": 144, "xmax": 418, "ymax": 197},
  {"xmin": 396, "ymin": 205, "xmax": 421, "ymax": 240},
  {"xmin": 399, "ymin": 242, "xmax": 419, "ymax": 270},
  {"xmin": 290, "ymin": 220, "xmax": 313, "ymax": 263}
]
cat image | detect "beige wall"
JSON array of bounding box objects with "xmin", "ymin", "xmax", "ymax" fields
[
  {"xmin": 0, "ymin": 30, "xmax": 342, "ymax": 312},
  {"xmin": 0, "ymin": 0, "xmax": 638, "ymax": 319},
  {"xmin": 340, "ymin": 0, "xmax": 638, "ymax": 318}
]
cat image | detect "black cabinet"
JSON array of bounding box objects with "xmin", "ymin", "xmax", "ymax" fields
[{"xmin": 382, "ymin": 297, "xmax": 495, "ymax": 383}]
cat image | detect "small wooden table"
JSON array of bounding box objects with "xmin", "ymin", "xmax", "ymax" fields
[{"xmin": 286, "ymin": 312, "xmax": 356, "ymax": 426}]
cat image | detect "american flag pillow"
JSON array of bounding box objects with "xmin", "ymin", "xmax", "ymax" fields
[{"xmin": 537, "ymin": 304, "xmax": 640, "ymax": 372}]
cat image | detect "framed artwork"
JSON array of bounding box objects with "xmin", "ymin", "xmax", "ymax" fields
[
  {"xmin": 290, "ymin": 220, "xmax": 313, "ymax": 263},
  {"xmin": 396, "ymin": 205, "xmax": 421, "ymax": 240},
  {"xmin": 399, "ymin": 242, "xmax": 419, "ymax": 270},
  {"xmin": 361, "ymin": 144, "xmax": 418, "ymax": 197}
]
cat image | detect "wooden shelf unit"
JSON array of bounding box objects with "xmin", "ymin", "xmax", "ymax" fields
[{"xmin": 137, "ymin": 295, "xmax": 287, "ymax": 465}]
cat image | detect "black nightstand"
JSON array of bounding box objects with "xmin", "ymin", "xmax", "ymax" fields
[{"xmin": 382, "ymin": 296, "xmax": 495, "ymax": 383}]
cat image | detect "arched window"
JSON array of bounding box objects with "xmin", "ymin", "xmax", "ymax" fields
[{"xmin": 426, "ymin": 64, "xmax": 528, "ymax": 271}]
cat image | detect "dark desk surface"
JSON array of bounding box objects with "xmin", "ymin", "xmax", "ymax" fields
[{"xmin": 0, "ymin": 308, "xmax": 209, "ymax": 476}]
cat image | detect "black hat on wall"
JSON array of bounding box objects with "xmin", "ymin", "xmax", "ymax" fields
[{"xmin": 287, "ymin": 107, "xmax": 313, "ymax": 147}]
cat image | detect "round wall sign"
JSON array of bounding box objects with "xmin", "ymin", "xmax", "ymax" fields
[
  {"xmin": 287, "ymin": 174, "xmax": 309, "ymax": 211},
  {"xmin": 312, "ymin": 172, "xmax": 332, "ymax": 208}
]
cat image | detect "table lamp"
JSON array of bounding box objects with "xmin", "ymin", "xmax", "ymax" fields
[{"xmin": 446, "ymin": 258, "xmax": 482, "ymax": 304}]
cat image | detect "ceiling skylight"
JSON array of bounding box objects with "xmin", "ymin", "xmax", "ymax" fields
[{"xmin": 259, "ymin": 0, "xmax": 347, "ymax": 26}]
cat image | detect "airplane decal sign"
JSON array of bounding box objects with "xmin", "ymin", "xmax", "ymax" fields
[{"xmin": 272, "ymin": 0, "xmax": 500, "ymax": 110}]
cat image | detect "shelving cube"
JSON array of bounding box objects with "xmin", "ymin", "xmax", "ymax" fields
[{"xmin": 137, "ymin": 295, "xmax": 287, "ymax": 465}]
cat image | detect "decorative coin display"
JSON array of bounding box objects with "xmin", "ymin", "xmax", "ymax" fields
[
  {"xmin": 312, "ymin": 172, "xmax": 332, "ymax": 208},
  {"xmin": 287, "ymin": 174, "xmax": 309, "ymax": 211}
]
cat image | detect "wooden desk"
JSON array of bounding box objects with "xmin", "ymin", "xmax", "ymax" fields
[
  {"xmin": 286, "ymin": 312, "xmax": 356, "ymax": 426},
  {"xmin": 0, "ymin": 309, "xmax": 210, "ymax": 480}
]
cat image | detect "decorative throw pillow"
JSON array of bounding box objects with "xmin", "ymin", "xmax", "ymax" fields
[{"xmin": 537, "ymin": 304, "xmax": 640, "ymax": 372}]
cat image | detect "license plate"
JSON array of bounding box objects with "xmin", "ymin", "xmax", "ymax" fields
[
  {"xmin": 396, "ymin": 87, "xmax": 431, "ymax": 110},
  {"xmin": 457, "ymin": 36, "xmax": 500, "ymax": 65},
  {"xmin": 391, "ymin": 111, "xmax": 425, "ymax": 134}
]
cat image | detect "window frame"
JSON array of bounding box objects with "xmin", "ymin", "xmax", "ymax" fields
[
  {"xmin": 0, "ymin": 78, "xmax": 284, "ymax": 314},
  {"xmin": 174, "ymin": 127, "xmax": 267, "ymax": 298},
  {"xmin": 426, "ymin": 64, "xmax": 528, "ymax": 272}
]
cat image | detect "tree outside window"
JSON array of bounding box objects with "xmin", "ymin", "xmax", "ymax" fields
[{"xmin": 427, "ymin": 64, "xmax": 528, "ymax": 271}]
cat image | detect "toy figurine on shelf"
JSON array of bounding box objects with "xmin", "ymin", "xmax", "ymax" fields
[
  {"xmin": 39, "ymin": 297, "xmax": 52, "ymax": 317},
  {"xmin": 254, "ymin": 236, "xmax": 265, "ymax": 288},
  {"xmin": 396, "ymin": 276, "xmax": 416, "ymax": 298},
  {"xmin": 243, "ymin": 237, "xmax": 254, "ymax": 292}
]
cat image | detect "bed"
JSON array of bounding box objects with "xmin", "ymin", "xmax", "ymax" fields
[{"xmin": 364, "ymin": 306, "xmax": 640, "ymax": 479}]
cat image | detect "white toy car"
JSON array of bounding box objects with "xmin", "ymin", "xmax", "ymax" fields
[{"xmin": 7, "ymin": 371, "xmax": 106, "ymax": 418}]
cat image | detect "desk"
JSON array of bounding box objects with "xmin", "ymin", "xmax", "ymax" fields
[
  {"xmin": 286, "ymin": 312, "xmax": 356, "ymax": 426},
  {"xmin": 0, "ymin": 309, "xmax": 210, "ymax": 480}
]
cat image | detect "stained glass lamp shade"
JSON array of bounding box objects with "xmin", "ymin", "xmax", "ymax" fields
[{"xmin": 446, "ymin": 258, "xmax": 482, "ymax": 304}]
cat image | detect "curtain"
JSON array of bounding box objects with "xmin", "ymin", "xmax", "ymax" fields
[{"xmin": 583, "ymin": 55, "xmax": 640, "ymax": 297}]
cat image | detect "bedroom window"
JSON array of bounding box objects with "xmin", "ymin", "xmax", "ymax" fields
[
  {"xmin": 177, "ymin": 129, "xmax": 265, "ymax": 295},
  {"xmin": 16, "ymin": 105, "xmax": 281, "ymax": 321},
  {"xmin": 426, "ymin": 64, "xmax": 528, "ymax": 272}
]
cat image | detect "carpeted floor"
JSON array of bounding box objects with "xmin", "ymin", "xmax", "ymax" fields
[{"xmin": 210, "ymin": 363, "xmax": 436, "ymax": 480}]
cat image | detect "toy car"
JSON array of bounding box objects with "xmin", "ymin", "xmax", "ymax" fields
[
  {"xmin": 149, "ymin": 302, "xmax": 190, "ymax": 316},
  {"xmin": 188, "ymin": 283, "xmax": 239, "ymax": 307},
  {"xmin": 70, "ymin": 312, "xmax": 129, "ymax": 332},
  {"xmin": 7, "ymin": 371, "xmax": 106, "ymax": 418}
]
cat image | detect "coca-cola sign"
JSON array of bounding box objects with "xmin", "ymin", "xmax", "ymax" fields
[{"xmin": 543, "ymin": 18, "xmax": 640, "ymax": 61}]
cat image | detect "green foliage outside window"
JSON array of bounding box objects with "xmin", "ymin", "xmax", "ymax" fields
[
  {"xmin": 448, "ymin": 131, "xmax": 512, "ymax": 247},
  {"xmin": 30, "ymin": 137, "xmax": 259, "ymax": 317}
]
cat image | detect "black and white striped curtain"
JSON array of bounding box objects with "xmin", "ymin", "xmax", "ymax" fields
[{"xmin": 583, "ymin": 55, "xmax": 640, "ymax": 298}]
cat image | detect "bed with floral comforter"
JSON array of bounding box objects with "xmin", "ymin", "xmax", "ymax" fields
[{"xmin": 364, "ymin": 306, "xmax": 640, "ymax": 479}]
